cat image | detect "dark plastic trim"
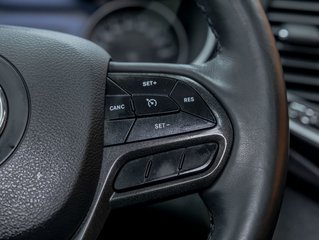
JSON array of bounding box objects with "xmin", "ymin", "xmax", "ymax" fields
[{"xmin": 0, "ymin": 55, "xmax": 29, "ymax": 165}]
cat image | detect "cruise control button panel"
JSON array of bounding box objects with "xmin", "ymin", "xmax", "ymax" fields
[
  {"xmin": 104, "ymin": 74, "xmax": 217, "ymax": 146},
  {"xmin": 114, "ymin": 143, "xmax": 218, "ymax": 191},
  {"xmin": 106, "ymin": 73, "xmax": 232, "ymax": 203}
]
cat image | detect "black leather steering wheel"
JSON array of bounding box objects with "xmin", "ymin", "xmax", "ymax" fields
[{"xmin": 0, "ymin": 0, "xmax": 288, "ymax": 239}]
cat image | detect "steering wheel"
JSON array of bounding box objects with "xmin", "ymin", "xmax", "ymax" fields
[{"xmin": 0, "ymin": 0, "xmax": 288, "ymax": 239}]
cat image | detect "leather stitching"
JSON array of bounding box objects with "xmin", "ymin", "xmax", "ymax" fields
[
  {"xmin": 194, "ymin": 0, "xmax": 222, "ymax": 59},
  {"xmin": 194, "ymin": 1, "xmax": 219, "ymax": 238}
]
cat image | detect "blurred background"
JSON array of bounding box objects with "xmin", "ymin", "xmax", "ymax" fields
[
  {"xmin": 0, "ymin": 0, "xmax": 215, "ymax": 64},
  {"xmin": 1, "ymin": 0, "xmax": 318, "ymax": 239}
]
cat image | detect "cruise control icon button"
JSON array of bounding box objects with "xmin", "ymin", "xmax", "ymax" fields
[
  {"xmin": 105, "ymin": 96, "xmax": 135, "ymax": 120},
  {"xmin": 127, "ymin": 112, "xmax": 215, "ymax": 142},
  {"xmin": 146, "ymin": 98, "xmax": 157, "ymax": 107},
  {"xmin": 132, "ymin": 95, "xmax": 179, "ymax": 116}
]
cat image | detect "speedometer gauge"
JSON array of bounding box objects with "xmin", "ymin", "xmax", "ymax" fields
[{"xmin": 86, "ymin": 1, "xmax": 189, "ymax": 63}]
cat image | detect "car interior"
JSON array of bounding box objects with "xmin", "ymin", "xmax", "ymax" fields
[{"xmin": 0, "ymin": 0, "xmax": 318, "ymax": 239}]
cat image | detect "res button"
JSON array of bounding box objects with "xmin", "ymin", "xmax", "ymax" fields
[{"xmin": 170, "ymin": 82, "xmax": 216, "ymax": 122}]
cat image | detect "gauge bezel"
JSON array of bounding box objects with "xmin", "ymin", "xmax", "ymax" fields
[
  {"xmin": 192, "ymin": 29, "xmax": 216, "ymax": 64},
  {"xmin": 85, "ymin": 0, "xmax": 189, "ymax": 63}
]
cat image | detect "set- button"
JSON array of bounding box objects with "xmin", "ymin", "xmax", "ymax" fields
[{"xmin": 127, "ymin": 112, "xmax": 214, "ymax": 142}]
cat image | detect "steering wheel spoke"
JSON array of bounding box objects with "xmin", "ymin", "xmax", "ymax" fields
[{"xmin": 74, "ymin": 62, "xmax": 233, "ymax": 239}]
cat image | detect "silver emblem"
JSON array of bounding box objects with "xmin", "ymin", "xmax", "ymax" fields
[{"xmin": 0, "ymin": 86, "xmax": 7, "ymax": 136}]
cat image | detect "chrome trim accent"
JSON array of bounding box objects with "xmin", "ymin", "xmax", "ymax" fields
[{"xmin": 0, "ymin": 86, "xmax": 7, "ymax": 136}]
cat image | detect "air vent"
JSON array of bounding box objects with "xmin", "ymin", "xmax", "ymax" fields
[{"xmin": 268, "ymin": 0, "xmax": 319, "ymax": 103}]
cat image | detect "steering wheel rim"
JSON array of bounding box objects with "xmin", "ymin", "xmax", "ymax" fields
[
  {"xmin": 0, "ymin": 0, "xmax": 288, "ymax": 239},
  {"xmin": 196, "ymin": 0, "xmax": 288, "ymax": 239}
]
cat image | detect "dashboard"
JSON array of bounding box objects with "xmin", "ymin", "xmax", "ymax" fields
[
  {"xmin": 2, "ymin": 0, "xmax": 317, "ymax": 178},
  {"xmin": 266, "ymin": 0, "xmax": 319, "ymax": 190},
  {"xmin": 0, "ymin": 0, "xmax": 215, "ymax": 64}
]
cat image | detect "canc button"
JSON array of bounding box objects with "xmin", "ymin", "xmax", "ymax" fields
[{"xmin": 105, "ymin": 96, "xmax": 135, "ymax": 120}]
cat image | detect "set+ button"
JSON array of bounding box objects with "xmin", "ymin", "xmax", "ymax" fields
[{"xmin": 110, "ymin": 75, "xmax": 176, "ymax": 94}]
